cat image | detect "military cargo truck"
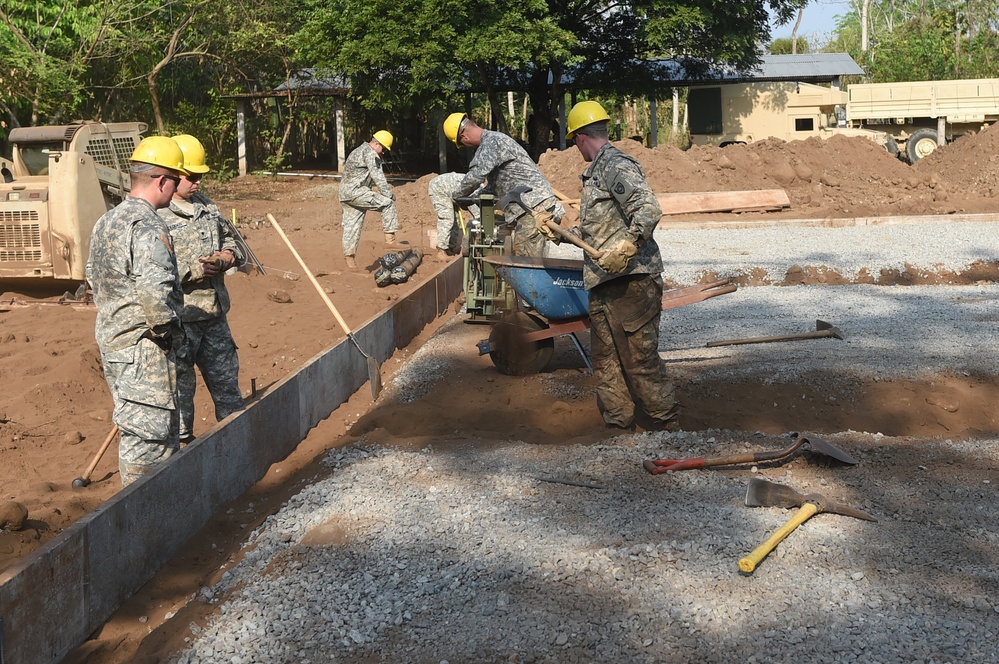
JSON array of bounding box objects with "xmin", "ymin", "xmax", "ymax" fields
[
  {"xmin": 687, "ymin": 81, "xmax": 897, "ymax": 155},
  {"xmin": 846, "ymin": 78, "xmax": 999, "ymax": 163},
  {"xmin": 0, "ymin": 122, "xmax": 146, "ymax": 283}
]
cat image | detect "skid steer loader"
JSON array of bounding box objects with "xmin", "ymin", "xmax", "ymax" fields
[{"xmin": 0, "ymin": 121, "xmax": 146, "ymax": 284}]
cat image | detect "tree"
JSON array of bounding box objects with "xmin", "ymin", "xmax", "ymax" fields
[
  {"xmin": 827, "ymin": 0, "xmax": 999, "ymax": 82},
  {"xmin": 298, "ymin": 0, "xmax": 804, "ymax": 158}
]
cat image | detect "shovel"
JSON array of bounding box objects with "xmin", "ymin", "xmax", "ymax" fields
[
  {"xmin": 267, "ymin": 213, "xmax": 382, "ymax": 399},
  {"xmin": 739, "ymin": 478, "xmax": 876, "ymax": 573},
  {"xmin": 707, "ymin": 319, "xmax": 844, "ymax": 347},
  {"xmin": 643, "ymin": 433, "xmax": 857, "ymax": 474}
]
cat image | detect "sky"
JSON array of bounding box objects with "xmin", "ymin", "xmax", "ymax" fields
[{"xmin": 769, "ymin": 0, "xmax": 854, "ymax": 40}]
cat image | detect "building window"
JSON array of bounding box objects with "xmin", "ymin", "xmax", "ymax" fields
[{"xmin": 794, "ymin": 117, "xmax": 815, "ymax": 132}]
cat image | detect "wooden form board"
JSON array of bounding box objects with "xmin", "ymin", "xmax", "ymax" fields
[
  {"xmin": 553, "ymin": 187, "xmax": 789, "ymax": 215},
  {"xmin": 658, "ymin": 189, "xmax": 790, "ymax": 215}
]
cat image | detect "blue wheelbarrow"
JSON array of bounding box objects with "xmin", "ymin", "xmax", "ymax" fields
[{"xmin": 479, "ymin": 256, "xmax": 737, "ymax": 375}]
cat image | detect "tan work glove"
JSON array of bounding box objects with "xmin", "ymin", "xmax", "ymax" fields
[
  {"xmin": 597, "ymin": 238, "xmax": 638, "ymax": 273},
  {"xmin": 534, "ymin": 209, "xmax": 559, "ymax": 243}
]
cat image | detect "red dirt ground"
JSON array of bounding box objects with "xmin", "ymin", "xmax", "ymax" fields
[{"xmin": 1, "ymin": 125, "xmax": 999, "ymax": 663}]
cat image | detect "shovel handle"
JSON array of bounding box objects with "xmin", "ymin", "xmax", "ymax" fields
[
  {"xmin": 267, "ymin": 213, "xmax": 353, "ymax": 335},
  {"xmin": 739, "ymin": 501, "xmax": 819, "ymax": 573},
  {"xmin": 707, "ymin": 330, "xmax": 836, "ymax": 348},
  {"xmin": 648, "ymin": 437, "xmax": 806, "ymax": 472}
]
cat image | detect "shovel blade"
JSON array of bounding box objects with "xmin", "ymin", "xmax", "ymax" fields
[
  {"xmin": 801, "ymin": 434, "xmax": 858, "ymax": 465},
  {"xmin": 367, "ymin": 356, "xmax": 382, "ymax": 399}
]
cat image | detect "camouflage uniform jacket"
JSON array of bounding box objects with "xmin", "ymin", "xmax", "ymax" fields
[
  {"xmin": 159, "ymin": 192, "xmax": 245, "ymax": 322},
  {"xmin": 86, "ymin": 196, "xmax": 184, "ymax": 353},
  {"xmin": 579, "ymin": 142, "xmax": 664, "ymax": 290},
  {"xmin": 339, "ymin": 142, "xmax": 392, "ymax": 202},
  {"xmin": 454, "ymin": 130, "xmax": 558, "ymax": 221}
]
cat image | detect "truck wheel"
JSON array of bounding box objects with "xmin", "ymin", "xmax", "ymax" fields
[
  {"xmin": 905, "ymin": 128, "xmax": 939, "ymax": 163},
  {"xmin": 884, "ymin": 134, "xmax": 900, "ymax": 158}
]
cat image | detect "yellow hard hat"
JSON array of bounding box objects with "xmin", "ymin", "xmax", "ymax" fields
[
  {"xmin": 566, "ymin": 101, "xmax": 611, "ymax": 140},
  {"xmin": 443, "ymin": 112, "xmax": 468, "ymax": 146},
  {"xmin": 172, "ymin": 134, "xmax": 211, "ymax": 173},
  {"xmin": 130, "ymin": 136, "xmax": 188, "ymax": 173},
  {"xmin": 373, "ymin": 130, "xmax": 394, "ymax": 151}
]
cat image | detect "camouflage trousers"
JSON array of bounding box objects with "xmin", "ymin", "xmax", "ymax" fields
[
  {"xmin": 588, "ymin": 274, "xmax": 680, "ymax": 429},
  {"xmin": 511, "ymin": 212, "xmax": 548, "ymax": 258},
  {"xmin": 341, "ymin": 191, "xmax": 399, "ymax": 256},
  {"xmin": 101, "ymin": 338, "xmax": 180, "ymax": 486},
  {"xmin": 176, "ymin": 315, "xmax": 245, "ymax": 439},
  {"xmin": 429, "ymin": 193, "xmax": 478, "ymax": 252},
  {"xmin": 511, "ymin": 199, "xmax": 565, "ymax": 258}
]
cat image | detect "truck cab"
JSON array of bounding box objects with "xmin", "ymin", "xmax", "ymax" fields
[
  {"xmin": 688, "ymin": 81, "xmax": 897, "ymax": 155},
  {"xmin": 0, "ymin": 122, "xmax": 146, "ymax": 284}
]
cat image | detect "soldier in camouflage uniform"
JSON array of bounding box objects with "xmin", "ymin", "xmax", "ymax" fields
[
  {"xmin": 339, "ymin": 130, "xmax": 398, "ymax": 269},
  {"xmin": 443, "ymin": 113, "xmax": 564, "ymax": 257},
  {"xmin": 427, "ymin": 172, "xmax": 481, "ymax": 258},
  {"xmin": 555, "ymin": 101, "xmax": 679, "ymax": 431},
  {"xmin": 159, "ymin": 135, "xmax": 246, "ymax": 443},
  {"xmin": 86, "ymin": 136, "xmax": 188, "ymax": 486}
]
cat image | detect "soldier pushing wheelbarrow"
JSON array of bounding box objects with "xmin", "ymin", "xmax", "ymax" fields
[{"xmin": 488, "ymin": 100, "xmax": 737, "ymax": 433}]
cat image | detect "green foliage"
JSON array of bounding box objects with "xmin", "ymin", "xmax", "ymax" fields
[
  {"xmin": 296, "ymin": 0, "xmax": 801, "ymax": 156},
  {"xmin": 769, "ymin": 37, "xmax": 811, "ymax": 54},
  {"xmin": 826, "ymin": 0, "xmax": 999, "ymax": 82}
]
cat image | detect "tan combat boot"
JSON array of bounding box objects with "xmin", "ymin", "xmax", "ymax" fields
[
  {"xmin": 385, "ymin": 232, "xmax": 397, "ymax": 245},
  {"xmin": 345, "ymin": 255, "xmax": 357, "ymax": 269}
]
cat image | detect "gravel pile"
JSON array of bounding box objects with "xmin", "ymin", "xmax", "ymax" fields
[
  {"xmin": 173, "ymin": 431, "xmax": 999, "ymax": 663},
  {"xmin": 172, "ymin": 222, "xmax": 999, "ymax": 664}
]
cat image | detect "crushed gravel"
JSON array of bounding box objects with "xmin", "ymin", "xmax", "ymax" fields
[{"xmin": 172, "ymin": 222, "xmax": 999, "ymax": 664}]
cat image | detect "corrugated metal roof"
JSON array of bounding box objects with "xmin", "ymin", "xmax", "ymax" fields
[{"xmin": 740, "ymin": 53, "xmax": 865, "ymax": 80}]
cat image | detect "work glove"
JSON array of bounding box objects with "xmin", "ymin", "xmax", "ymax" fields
[
  {"xmin": 597, "ymin": 238, "xmax": 638, "ymax": 274},
  {"xmin": 200, "ymin": 250, "xmax": 236, "ymax": 277},
  {"xmin": 534, "ymin": 209, "xmax": 559, "ymax": 243}
]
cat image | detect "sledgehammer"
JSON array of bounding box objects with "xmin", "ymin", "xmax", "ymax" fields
[
  {"xmin": 707, "ymin": 319, "xmax": 844, "ymax": 348},
  {"xmin": 72, "ymin": 425, "xmax": 119, "ymax": 488}
]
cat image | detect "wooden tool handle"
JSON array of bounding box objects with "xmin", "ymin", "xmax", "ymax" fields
[
  {"xmin": 83, "ymin": 425, "xmax": 119, "ymax": 481},
  {"xmin": 266, "ymin": 213, "xmax": 353, "ymax": 335},
  {"xmin": 544, "ymin": 220, "xmax": 603, "ymax": 259},
  {"xmin": 739, "ymin": 502, "xmax": 819, "ymax": 573},
  {"xmin": 707, "ymin": 330, "xmax": 834, "ymax": 348}
]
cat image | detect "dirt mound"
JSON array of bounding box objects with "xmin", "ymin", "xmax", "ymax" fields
[
  {"xmin": 915, "ymin": 120, "xmax": 999, "ymax": 198},
  {"xmin": 535, "ymin": 130, "xmax": 999, "ymax": 219}
]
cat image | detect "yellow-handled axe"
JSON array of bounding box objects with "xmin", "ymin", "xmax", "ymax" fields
[{"xmin": 739, "ymin": 478, "xmax": 876, "ymax": 574}]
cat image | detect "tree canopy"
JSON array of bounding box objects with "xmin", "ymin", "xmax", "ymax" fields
[{"xmin": 297, "ymin": 0, "xmax": 804, "ymax": 156}]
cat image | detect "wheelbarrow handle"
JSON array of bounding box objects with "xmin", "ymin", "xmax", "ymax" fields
[{"xmin": 661, "ymin": 279, "xmax": 737, "ymax": 311}]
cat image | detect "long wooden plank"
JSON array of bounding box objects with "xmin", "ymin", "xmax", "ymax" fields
[{"xmin": 658, "ymin": 189, "xmax": 790, "ymax": 215}]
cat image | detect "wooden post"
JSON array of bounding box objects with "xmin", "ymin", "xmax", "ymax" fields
[
  {"xmin": 236, "ymin": 98, "xmax": 247, "ymax": 176},
  {"xmin": 335, "ymin": 100, "xmax": 346, "ymax": 172},
  {"xmin": 558, "ymin": 94, "xmax": 566, "ymax": 150},
  {"xmin": 650, "ymin": 98, "xmax": 659, "ymax": 147}
]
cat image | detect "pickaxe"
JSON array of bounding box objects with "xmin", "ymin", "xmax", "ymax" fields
[
  {"xmin": 739, "ymin": 478, "xmax": 876, "ymax": 573},
  {"xmin": 706, "ymin": 319, "xmax": 844, "ymax": 348}
]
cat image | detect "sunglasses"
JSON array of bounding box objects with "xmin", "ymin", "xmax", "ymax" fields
[
  {"xmin": 186, "ymin": 174, "xmax": 203, "ymax": 183},
  {"xmin": 151, "ymin": 173, "xmax": 182, "ymax": 187}
]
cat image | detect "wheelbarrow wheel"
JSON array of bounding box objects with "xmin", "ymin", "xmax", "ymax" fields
[{"xmin": 489, "ymin": 312, "xmax": 554, "ymax": 376}]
